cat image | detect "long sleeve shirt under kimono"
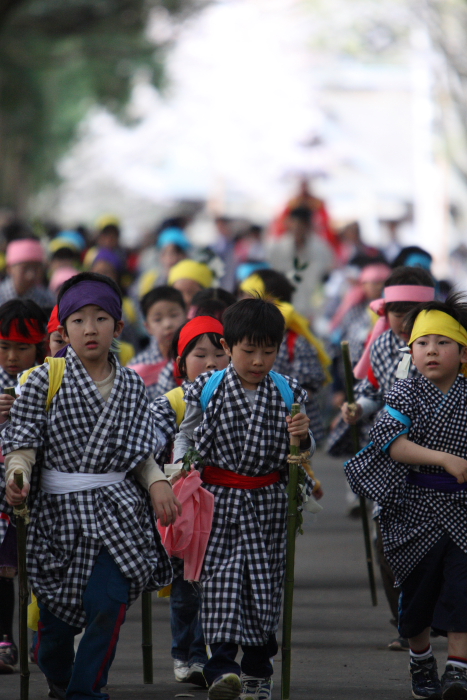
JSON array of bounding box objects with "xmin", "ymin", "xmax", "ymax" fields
[
  {"xmin": 1, "ymin": 347, "xmax": 172, "ymax": 628},
  {"xmin": 344, "ymin": 374, "xmax": 467, "ymax": 585},
  {"xmin": 174, "ymin": 364, "xmax": 314, "ymax": 646}
]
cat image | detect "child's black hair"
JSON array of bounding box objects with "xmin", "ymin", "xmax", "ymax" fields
[
  {"xmin": 57, "ymin": 271, "xmax": 123, "ymax": 331},
  {"xmin": 392, "ymin": 245, "xmax": 432, "ymax": 269},
  {"xmin": 384, "ymin": 266, "xmax": 435, "ymax": 315},
  {"xmin": 140, "ymin": 285, "xmax": 186, "ymax": 318},
  {"xmin": 253, "ymin": 269, "xmax": 296, "ymax": 303},
  {"xmin": 191, "ymin": 287, "xmax": 236, "ymax": 320},
  {"xmin": 404, "ymin": 292, "xmax": 467, "ymax": 346},
  {"xmin": 0, "ymin": 299, "xmax": 48, "ymax": 364},
  {"xmin": 169, "ymin": 320, "xmax": 224, "ymax": 379},
  {"xmin": 222, "ymin": 298, "xmax": 284, "ymax": 349}
]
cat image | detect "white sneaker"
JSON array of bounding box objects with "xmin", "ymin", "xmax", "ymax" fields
[
  {"xmin": 174, "ymin": 659, "xmax": 190, "ymax": 682},
  {"xmin": 208, "ymin": 673, "xmax": 242, "ymax": 700},
  {"xmin": 185, "ymin": 662, "xmax": 207, "ymax": 687},
  {"xmin": 240, "ymin": 674, "xmax": 273, "ymax": 700}
]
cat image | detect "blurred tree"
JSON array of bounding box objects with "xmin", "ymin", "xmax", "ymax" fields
[{"xmin": 0, "ymin": 0, "xmax": 203, "ymax": 212}]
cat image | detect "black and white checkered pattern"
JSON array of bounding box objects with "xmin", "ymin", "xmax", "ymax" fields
[
  {"xmin": 130, "ymin": 335, "xmax": 164, "ymax": 365},
  {"xmin": 183, "ymin": 364, "xmax": 311, "ymax": 645},
  {"xmin": 151, "ymin": 361, "xmax": 178, "ymax": 399},
  {"xmin": 149, "ymin": 380, "xmax": 190, "ymax": 465},
  {"xmin": 1, "ymin": 347, "xmax": 172, "ymax": 627},
  {"xmin": 273, "ymin": 332, "xmax": 326, "ymax": 443},
  {"xmin": 345, "ymin": 374, "xmax": 467, "ymax": 585},
  {"xmin": 338, "ymin": 302, "xmax": 373, "ymax": 365},
  {"xmin": 0, "ymin": 277, "xmax": 55, "ymax": 311}
]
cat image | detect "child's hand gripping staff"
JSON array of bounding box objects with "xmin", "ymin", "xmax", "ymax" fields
[
  {"xmin": 13, "ymin": 470, "xmax": 30, "ymax": 700},
  {"xmin": 281, "ymin": 403, "xmax": 308, "ymax": 700},
  {"xmin": 341, "ymin": 340, "xmax": 378, "ymax": 607}
]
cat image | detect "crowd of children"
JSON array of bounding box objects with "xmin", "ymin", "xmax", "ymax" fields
[{"xmin": 0, "ymin": 208, "xmax": 465, "ymax": 700}]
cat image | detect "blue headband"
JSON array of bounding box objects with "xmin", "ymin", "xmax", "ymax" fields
[
  {"xmin": 157, "ymin": 228, "xmax": 190, "ymax": 251},
  {"xmin": 58, "ymin": 280, "xmax": 122, "ymax": 323}
]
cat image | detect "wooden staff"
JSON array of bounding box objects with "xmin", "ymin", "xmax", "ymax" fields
[
  {"xmin": 13, "ymin": 470, "xmax": 30, "ymax": 700},
  {"xmin": 141, "ymin": 590, "xmax": 153, "ymax": 683},
  {"xmin": 341, "ymin": 341, "xmax": 378, "ymax": 606},
  {"xmin": 281, "ymin": 403, "xmax": 301, "ymax": 700}
]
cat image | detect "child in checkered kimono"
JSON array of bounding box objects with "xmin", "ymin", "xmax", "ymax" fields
[
  {"xmin": 173, "ymin": 298, "xmax": 315, "ymax": 700},
  {"xmin": 345, "ymin": 294, "xmax": 467, "ymax": 700},
  {"xmin": 150, "ymin": 315, "xmax": 229, "ymax": 687},
  {"xmin": 3, "ymin": 272, "xmax": 181, "ymax": 700},
  {"xmin": 0, "ymin": 299, "xmax": 48, "ymax": 674}
]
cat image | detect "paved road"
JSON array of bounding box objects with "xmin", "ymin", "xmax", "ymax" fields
[{"xmin": 1, "ymin": 450, "xmax": 447, "ymax": 700}]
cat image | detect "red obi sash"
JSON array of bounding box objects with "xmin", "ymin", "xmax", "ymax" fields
[{"xmin": 202, "ymin": 466, "xmax": 280, "ymax": 489}]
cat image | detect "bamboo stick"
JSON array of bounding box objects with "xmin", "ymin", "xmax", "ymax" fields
[
  {"xmin": 341, "ymin": 341, "xmax": 378, "ymax": 607},
  {"xmin": 281, "ymin": 403, "xmax": 301, "ymax": 700},
  {"xmin": 13, "ymin": 470, "xmax": 30, "ymax": 700},
  {"xmin": 141, "ymin": 591, "xmax": 153, "ymax": 683}
]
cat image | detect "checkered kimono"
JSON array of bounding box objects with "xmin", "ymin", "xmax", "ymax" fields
[
  {"xmin": 327, "ymin": 329, "xmax": 417, "ymax": 457},
  {"xmin": 130, "ymin": 336, "xmax": 164, "ymax": 365},
  {"xmin": 0, "ymin": 277, "xmax": 55, "ymax": 311},
  {"xmin": 152, "ymin": 361, "xmax": 178, "ymax": 400},
  {"xmin": 345, "ymin": 374, "xmax": 467, "ymax": 585},
  {"xmin": 183, "ymin": 364, "xmax": 310, "ymax": 645},
  {"xmin": 0, "ymin": 366, "xmax": 22, "ymax": 546},
  {"xmin": 273, "ymin": 332, "xmax": 326, "ymax": 443},
  {"xmin": 339, "ymin": 302, "xmax": 373, "ymax": 365},
  {"xmin": 1, "ymin": 347, "xmax": 172, "ymax": 627}
]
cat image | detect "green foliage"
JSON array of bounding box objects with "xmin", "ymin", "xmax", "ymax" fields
[{"xmin": 0, "ymin": 0, "xmax": 202, "ymax": 209}]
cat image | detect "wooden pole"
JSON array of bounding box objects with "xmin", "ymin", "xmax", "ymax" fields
[
  {"xmin": 141, "ymin": 591, "xmax": 153, "ymax": 683},
  {"xmin": 281, "ymin": 403, "xmax": 301, "ymax": 700},
  {"xmin": 341, "ymin": 341, "xmax": 378, "ymax": 607},
  {"xmin": 13, "ymin": 470, "xmax": 30, "ymax": 700}
]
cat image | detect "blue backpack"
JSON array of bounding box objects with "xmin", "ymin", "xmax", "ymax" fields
[{"xmin": 200, "ymin": 369, "xmax": 294, "ymax": 412}]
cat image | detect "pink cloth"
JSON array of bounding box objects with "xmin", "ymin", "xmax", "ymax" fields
[
  {"xmin": 127, "ymin": 360, "xmax": 167, "ymax": 387},
  {"xmin": 6, "ymin": 239, "xmax": 45, "ymax": 266},
  {"xmin": 329, "ymin": 264, "xmax": 391, "ymax": 332},
  {"xmin": 158, "ymin": 470, "xmax": 214, "ymax": 582},
  {"xmin": 353, "ymin": 284, "xmax": 435, "ymax": 379},
  {"xmin": 49, "ymin": 267, "xmax": 79, "ymax": 293}
]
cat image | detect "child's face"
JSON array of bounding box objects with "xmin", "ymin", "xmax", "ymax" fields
[
  {"xmin": 59, "ymin": 304, "xmax": 123, "ymax": 365},
  {"xmin": 8, "ymin": 262, "xmax": 43, "ymax": 296},
  {"xmin": 387, "ymin": 311, "xmax": 410, "ymax": 342},
  {"xmin": 221, "ymin": 338, "xmax": 278, "ymax": 390},
  {"xmin": 49, "ymin": 330, "xmax": 67, "ymax": 357},
  {"xmin": 160, "ymin": 245, "xmax": 186, "ymax": 272},
  {"xmin": 172, "ymin": 279, "xmax": 203, "ymax": 307},
  {"xmin": 0, "ymin": 339, "xmax": 37, "ymax": 377},
  {"xmin": 180, "ymin": 334, "xmax": 229, "ymax": 382},
  {"xmin": 145, "ymin": 300, "xmax": 186, "ymax": 356},
  {"xmin": 362, "ymin": 280, "xmax": 384, "ymax": 301},
  {"xmin": 411, "ymin": 334, "xmax": 467, "ymax": 393}
]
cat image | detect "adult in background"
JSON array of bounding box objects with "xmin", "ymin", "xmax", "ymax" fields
[
  {"xmin": 266, "ymin": 205, "xmax": 335, "ymax": 318},
  {"xmin": 0, "ymin": 239, "xmax": 54, "ymax": 311}
]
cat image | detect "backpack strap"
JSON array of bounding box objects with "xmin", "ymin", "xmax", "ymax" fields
[
  {"xmin": 200, "ymin": 369, "xmax": 226, "ymax": 411},
  {"xmin": 165, "ymin": 386, "xmax": 186, "ymax": 427},
  {"xmin": 19, "ymin": 357, "xmax": 66, "ymax": 412},
  {"xmin": 199, "ymin": 368, "xmax": 294, "ymax": 412},
  {"xmin": 268, "ymin": 370, "xmax": 294, "ymax": 411}
]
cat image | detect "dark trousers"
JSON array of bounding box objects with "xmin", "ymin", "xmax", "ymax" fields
[
  {"xmin": 203, "ymin": 634, "xmax": 278, "ymax": 686},
  {"xmin": 170, "ymin": 575, "xmax": 207, "ymax": 664},
  {"xmin": 37, "ymin": 547, "xmax": 130, "ymax": 700},
  {"xmin": 375, "ymin": 518, "xmax": 400, "ymax": 627}
]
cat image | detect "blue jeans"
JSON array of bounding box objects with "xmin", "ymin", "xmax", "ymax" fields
[
  {"xmin": 203, "ymin": 635, "xmax": 278, "ymax": 686},
  {"xmin": 170, "ymin": 575, "xmax": 207, "ymax": 665},
  {"xmin": 37, "ymin": 547, "xmax": 130, "ymax": 700}
]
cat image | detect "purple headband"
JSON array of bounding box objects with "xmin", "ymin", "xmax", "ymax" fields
[{"xmin": 58, "ymin": 280, "xmax": 122, "ymax": 324}]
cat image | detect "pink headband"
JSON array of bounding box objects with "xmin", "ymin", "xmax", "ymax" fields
[
  {"xmin": 359, "ymin": 264, "xmax": 391, "ymax": 284},
  {"xmin": 353, "ymin": 284, "xmax": 435, "ymax": 380},
  {"xmin": 6, "ymin": 239, "xmax": 45, "ymax": 266}
]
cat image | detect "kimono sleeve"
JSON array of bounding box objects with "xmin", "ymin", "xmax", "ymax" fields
[
  {"xmin": 369, "ymin": 379, "xmax": 418, "ymax": 455},
  {"xmin": 286, "ymin": 374, "xmax": 308, "ymax": 406},
  {"xmin": 2, "ymin": 364, "xmax": 49, "ymax": 455},
  {"xmin": 150, "ymin": 395, "xmax": 178, "ymax": 464},
  {"xmin": 183, "ymin": 371, "xmax": 215, "ymax": 408},
  {"xmin": 292, "ymin": 337, "xmax": 326, "ymax": 392}
]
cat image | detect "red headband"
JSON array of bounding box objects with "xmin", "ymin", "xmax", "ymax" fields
[
  {"xmin": 178, "ymin": 316, "xmax": 224, "ymax": 357},
  {"xmin": 47, "ymin": 305, "xmax": 60, "ymax": 334},
  {"xmin": 0, "ymin": 319, "xmax": 46, "ymax": 344}
]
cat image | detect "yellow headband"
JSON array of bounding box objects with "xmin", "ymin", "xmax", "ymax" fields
[
  {"xmin": 240, "ymin": 274, "xmax": 266, "ymax": 297},
  {"xmin": 409, "ymin": 309, "xmax": 467, "ymax": 347},
  {"xmin": 168, "ymin": 260, "xmax": 214, "ymax": 288}
]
